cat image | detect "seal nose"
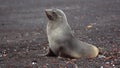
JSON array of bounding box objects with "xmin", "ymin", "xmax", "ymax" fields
[
  {"xmin": 45, "ymin": 9, "xmax": 52, "ymax": 16},
  {"xmin": 45, "ymin": 9, "xmax": 54, "ymax": 20}
]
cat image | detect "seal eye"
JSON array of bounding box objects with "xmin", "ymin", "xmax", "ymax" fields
[
  {"xmin": 52, "ymin": 12, "xmax": 57, "ymax": 16},
  {"xmin": 52, "ymin": 12, "xmax": 57, "ymax": 19}
]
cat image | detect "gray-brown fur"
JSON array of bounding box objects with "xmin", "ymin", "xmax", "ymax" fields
[{"xmin": 45, "ymin": 8, "xmax": 99, "ymax": 58}]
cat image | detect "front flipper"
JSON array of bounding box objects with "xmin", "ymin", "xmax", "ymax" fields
[{"xmin": 45, "ymin": 48, "xmax": 57, "ymax": 57}]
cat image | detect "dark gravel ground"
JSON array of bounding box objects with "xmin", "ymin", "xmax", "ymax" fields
[{"xmin": 0, "ymin": 0, "xmax": 120, "ymax": 68}]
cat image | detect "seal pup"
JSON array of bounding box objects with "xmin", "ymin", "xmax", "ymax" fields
[{"xmin": 45, "ymin": 8, "xmax": 99, "ymax": 58}]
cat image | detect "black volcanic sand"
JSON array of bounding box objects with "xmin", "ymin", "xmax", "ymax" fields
[{"xmin": 0, "ymin": 0, "xmax": 120, "ymax": 68}]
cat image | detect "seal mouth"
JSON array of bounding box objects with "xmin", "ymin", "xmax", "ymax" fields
[{"xmin": 45, "ymin": 10, "xmax": 54, "ymax": 20}]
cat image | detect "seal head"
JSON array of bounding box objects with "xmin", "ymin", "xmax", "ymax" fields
[{"xmin": 45, "ymin": 9, "xmax": 67, "ymax": 21}]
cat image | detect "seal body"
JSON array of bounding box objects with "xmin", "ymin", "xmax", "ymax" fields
[{"xmin": 45, "ymin": 8, "xmax": 99, "ymax": 58}]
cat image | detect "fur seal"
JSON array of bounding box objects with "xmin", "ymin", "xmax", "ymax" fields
[{"xmin": 45, "ymin": 8, "xmax": 99, "ymax": 58}]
